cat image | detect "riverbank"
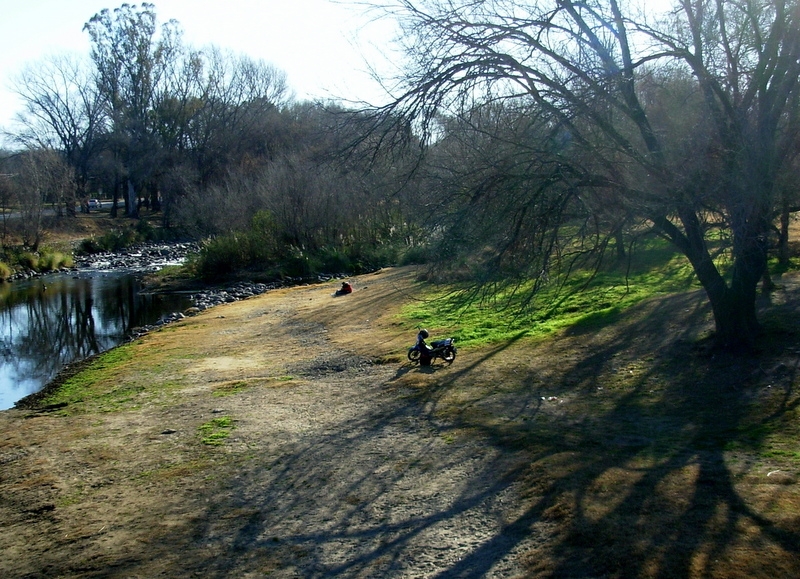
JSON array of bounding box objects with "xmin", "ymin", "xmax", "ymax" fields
[
  {"xmin": 2, "ymin": 235, "xmax": 358, "ymax": 411},
  {"xmin": 1, "ymin": 266, "xmax": 799, "ymax": 578}
]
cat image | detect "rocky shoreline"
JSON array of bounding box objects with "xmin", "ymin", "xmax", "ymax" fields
[
  {"xmin": 13, "ymin": 242, "xmax": 354, "ymax": 409},
  {"xmin": 73, "ymin": 241, "xmax": 202, "ymax": 272},
  {"xmin": 73, "ymin": 241, "xmax": 353, "ymax": 339}
]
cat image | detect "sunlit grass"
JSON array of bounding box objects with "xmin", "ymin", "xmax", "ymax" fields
[
  {"xmin": 41, "ymin": 346, "xmax": 187, "ymax": 413},
  {"xmin": 43, "ymin": 346, "xmax": 137, "ymax": 408},
  {"xmin": 403, "ymin": 239, "xmax": 703, "ymax": 347},
  {"xmin": 199, "ymin": 416, "xmax": 235, "ymax": 446}
]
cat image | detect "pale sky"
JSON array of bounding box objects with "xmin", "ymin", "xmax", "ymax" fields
[{"xmin": 0, "ymin": 0, "xmax": 399, "ymax": 141}]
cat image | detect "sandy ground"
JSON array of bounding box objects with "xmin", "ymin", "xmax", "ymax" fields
[{"xmin": 0, "ymin": 267, "xmax": 543, "ymax": 578}]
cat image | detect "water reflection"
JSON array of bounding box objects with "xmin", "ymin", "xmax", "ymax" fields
[{"xmin": 0, "ymin": 273, "xmax": 193, "ymax": 410}]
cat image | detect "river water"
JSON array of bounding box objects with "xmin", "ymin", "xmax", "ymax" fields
[{"xmin": 0, "ymin": 272, "xmax": 193, "ymax": 410}]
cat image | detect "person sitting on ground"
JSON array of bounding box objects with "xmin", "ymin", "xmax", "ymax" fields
[{"xmin": 335, "ymin": 281, "xmax": 353, "ymax": 296}]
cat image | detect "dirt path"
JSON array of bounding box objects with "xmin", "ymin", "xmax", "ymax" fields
[{"xmin": 0, "ymin": 267, "xmax": 542, "ymax": 578}]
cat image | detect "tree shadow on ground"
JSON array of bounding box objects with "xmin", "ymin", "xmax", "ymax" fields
[
  {"xmin": 134, "ymin": 285, "xmax": 800, "ymax": 578},
  {"xmin": 412, "ymin": 287, "xmax": 800, "ymax": 578}
]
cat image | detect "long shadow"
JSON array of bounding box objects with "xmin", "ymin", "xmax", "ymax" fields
[
  {"xmin": 424, "ymin": 288, "xmax": 800, "ymax": 578},
  {"xmin": 173, "ymin": 382, "xmax": 532, "ymax": 576},
  {"xmin": 80, "ymin": 284, "xmax": 800, "ymax": 578}
]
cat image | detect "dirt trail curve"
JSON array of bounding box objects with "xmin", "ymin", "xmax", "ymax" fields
[{"xmin": 0, "ymin": 267, "xmax": 541, "ymax": 578}]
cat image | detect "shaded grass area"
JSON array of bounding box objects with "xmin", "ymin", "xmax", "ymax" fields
[{"xmin": 395, "ymin": 284, "xmax": 800, "ymax": 578}]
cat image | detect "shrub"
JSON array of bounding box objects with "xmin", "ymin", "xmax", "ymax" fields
[
  {"xmin": 400, "ymin": 245, "xmax": 431, "ymax": 266},
  {"xmin": 77, "ymin": 237, "xmax": 103, "ymax": 254},
  {"xmin": 38, "ymin": 251, "xmax": 74, "ymax": 272},
  {"xmin": 196, "ymin": 234, "xmax": 248, "ymax": 280},
  {"xmin": 102, "ymin": 228, "xmax": 139, "ymax": 252},
  {"xmin": 354, "ymin": 244, "xmax": 401, "ymax": 272},
  {"xmin": 281, "ymin": 247, "xmax": 318, "ymax": 278},
  {"xmin": 0, "ymin": 262, "xmax": 11, "ymax": 281},
  {"xmin": 193, "ymin": 209, "xmax": 408, "ymax": 281},
  {"xmin": 77, "ymin": 226, "xmax": 140, "ymax": 254},
  {"xmin": 18, "ymin": 252, "xmax": 38, "ymax": 271},
  {"xmin": 37, "ymin": 252, "xmax": 58, "ymax": 272},
  {"xmin": 317, "ymin": 247, "xmax": 353, "ymax": 273},
  {"xmin": 135, "ymin": 218, "xmax": 175, "ymax": 242},
  {"xmin": 195, "ymin": 211, "xmax": 284, "ymax": 280}
]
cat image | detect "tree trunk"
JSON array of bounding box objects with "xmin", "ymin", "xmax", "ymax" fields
[
  {"xmin": 110, "ymin": 180, "xmax": 120, "ymax": 218},
  {"xmin": 126, "ymin": 180, "xmax": 139, "ymax": 219},
  {"xmin": 614, "ymin": 227, "xmax": 626, "ymax": 261},
  {"xmin": 699, "ymin": 240, "xmax": 765, "ymax": 350},
  {"xmin": 661, "ymin": 209, "xmax": 766, "ymax": 350},
  {"xmin": 149, "ymin": 188, "xmax": 160, "ymax": 212}
]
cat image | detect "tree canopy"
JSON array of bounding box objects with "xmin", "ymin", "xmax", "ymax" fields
[{"xmin": 376, "ymin": 0, "xmax": 800, "ymax": 349}]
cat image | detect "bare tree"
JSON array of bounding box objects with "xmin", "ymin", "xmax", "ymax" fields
[
  {"xmin": 377, "ymin": 0, "xmax": 800, "ymax": 349},
  {"xmin": 15, "ymin": 149, "xmax": 75, "ymax": 250},
  {"xmin": 83, "ymin": 2, "xmax": 183, "ymax": 218},
  {"xmin": 12, "ymin": 54, "xmax": 104, "ymax": 214},
  {"xmin": 0, "ymin": 154, "xmax": 15, "ymax": 247},
  {"xmin": 186, "ymin": 47, "xmax": 291, "ymax": 186}
]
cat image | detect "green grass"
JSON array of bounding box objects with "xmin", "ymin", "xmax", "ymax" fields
[
  {"xmin": 199, "ymin": 416, "xmax": 235, "ymax": 446},
  {"xmin": 212, "ymin": 380, "xmax": 251, "ymax": 397},
  {"xmin": 403, "ymin": 240, "xmax": 702, "ymax": 347},
  {"xmin": 40, "ymin": 346, "xmax": 188, "ymax": 413},
  {"xmin": 42, "ymin": 347, "xmax": 136, "ymax": 407}
]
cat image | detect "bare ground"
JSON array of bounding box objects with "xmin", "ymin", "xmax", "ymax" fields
[{"xmin": 1, "ymin": 265, "xmax": 799, "ymax": 578}]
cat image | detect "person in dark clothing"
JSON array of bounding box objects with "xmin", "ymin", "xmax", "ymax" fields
[{"xmin": 416, "ymin": 328, "xmax": 432, "ymax": 352}]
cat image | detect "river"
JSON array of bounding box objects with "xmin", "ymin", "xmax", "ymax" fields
[{"xmin": 0, "ymin": 271, "xmax": 193, "ymax": 410}]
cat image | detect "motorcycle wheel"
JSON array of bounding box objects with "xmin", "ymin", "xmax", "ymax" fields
[
  {"xmin": 408, "ymin": 348, "xmax": 421, "ymax": 362},
  {"xmin": 442, "ymin": 347, "xmax": 456, "ymax": 363}
]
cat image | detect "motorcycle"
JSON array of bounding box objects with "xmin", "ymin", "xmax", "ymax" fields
[{"xmin": 408, "ymin": 337, "xmax": 457, "ymax": 364}]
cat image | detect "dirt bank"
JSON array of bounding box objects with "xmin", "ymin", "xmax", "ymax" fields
[
  {"xmin": 0, "ymin": 267, "xmax": 540, "ymax": 578},
  {"xmin": 1, "ymin": 266, "xmax": 798, "ymax": 578}
]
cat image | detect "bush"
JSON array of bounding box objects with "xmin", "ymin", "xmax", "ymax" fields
[
  {"xmin": 195, "ymin": 211, "xmax": 284, "ymax": 280},
  {"xmin": 281, "ymin": 247, "xmax": 318, "ymax": 278},
  {"xmin": 354, "ymin": 244, "xmax": 401, "ymax": 272},
  {"xmin": 400, "ymin": 245, "xmax": 431, "ymax": 266},
  {"xmin": 0, "ymin": 262, "xmax": 11, "ymax": 281},
  {"xmin": 18, "ymin": 252, "xmax": 38, "ymax": 271},
  {"xmin": 37, "ymin": 251, "xmax": 74, "ymax": 272},
  {"xmin": 135, "ymin": 218, "xmax": 175, "ymax": 242},
  {"xmin": 196, "ymin": 235, "xmax": 248, "ymax": 279},
  {"xmin": 317, "ymin": 247, "xmax": 353, "ymax": 273},
  {"xmin": 193, "ymin": 210, "xmax": 409, "ymax": 281},
  {"xmin": 76, "ymin": 219, "xmax": 172, "ymax": 256},
  {"xmin": 77, "ymin": 227, "xmax": 138, "ymax": 254},
  {"xmin": 77, "ymin": 237, "xmax": 103, "ymax": 254}
]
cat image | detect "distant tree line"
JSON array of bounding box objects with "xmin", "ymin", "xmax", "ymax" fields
[{"xmin": 0, "ymin": 3, "xmax": 422, "ymax": 275}]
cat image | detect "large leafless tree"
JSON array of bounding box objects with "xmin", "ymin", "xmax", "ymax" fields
[{"xmin": 379, "ymin": 0, "xmax": 800, "ymax": 348}]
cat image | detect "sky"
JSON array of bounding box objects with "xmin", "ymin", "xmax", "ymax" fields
[{"xmin": 0, "ymin": 0, "xmax": 399, "ymax": 141}]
